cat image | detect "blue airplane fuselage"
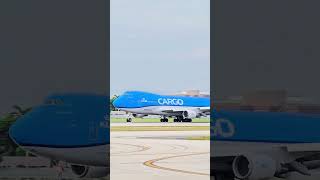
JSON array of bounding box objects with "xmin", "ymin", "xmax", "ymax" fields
[{"xmin": 113, "ymin": 91, "xmax": 210, "ymax": 109}]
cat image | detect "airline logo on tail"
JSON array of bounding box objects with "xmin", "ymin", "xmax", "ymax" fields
[{"xmin": 157, "ymin": 98, "xmax": 184, "ymax": 105}]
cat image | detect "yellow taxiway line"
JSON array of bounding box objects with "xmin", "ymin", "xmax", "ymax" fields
[{"xmin": 143, "ymin": 152, "xmax": 210, "ymax": 176}]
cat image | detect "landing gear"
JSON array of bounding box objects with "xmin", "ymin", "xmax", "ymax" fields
[
  {"xmin": 173, "ymin": 117, "xmax": 192, "ymax": 122},
  {"xmin": 126, "ymin": 118, "xmax": 132, "ymax": 122},
  {"xmin": 173, "ymin": 118, "xmax": 181, "ymax": 122},
  {"xmin": 174, "ymin": 116, "xmax": 183, "ymax": 122},
  {"xmin": 183, "ymin": 118, "xmax": 192, "ymax": 122},
  {"xmin": 160, "ymin": 117, "xmax": 168, "ymax": 122}
]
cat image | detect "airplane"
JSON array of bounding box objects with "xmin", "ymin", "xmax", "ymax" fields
[
  {"xmin": 9, "ymin": 93, "xmax": 109, "ymax": 178},
  {"xmin": 13, "ymin": 92, "xmax": 320, "ymax": 180},
  {"xmin": 112, "ymin": 91, "xmax": 210, "ymax": 122},
  {"xmin": 211, "ymin": 109, "xmax": 320, "ymax": 180}
]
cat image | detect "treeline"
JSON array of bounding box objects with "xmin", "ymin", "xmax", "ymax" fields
[{"xmin": 0, "ymin": 106, "xmax": 31, "ymax": 158}]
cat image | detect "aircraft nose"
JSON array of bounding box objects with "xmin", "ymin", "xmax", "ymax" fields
[
  {"xmin": 9, "ymin": 107, "xmax": 47, "ymax": 147},
  {"xmin": 112, "ymin": 97, "xmax": 122, "ymax": 108}
]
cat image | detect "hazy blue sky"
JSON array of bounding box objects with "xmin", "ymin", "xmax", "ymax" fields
[{"xmin": 111, "ymin": 0, "xmax": 210, "ymax": 95}]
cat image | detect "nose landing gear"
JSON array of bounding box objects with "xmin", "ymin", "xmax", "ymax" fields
[{"xmin": 126, "ymin": 118, "xmax": 132, "ymax": 122}]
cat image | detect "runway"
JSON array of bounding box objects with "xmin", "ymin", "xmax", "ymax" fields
[
  {"xmin": 110, "ymin": 123, "xmax": 320, "ymax": 180},
  {"xmin": 111, "ymin": 122, "xmax": 210, "ymax": 127},
  {"xmin": 110, "ymin": 130, "xmax": 210, "ymax": 180}
]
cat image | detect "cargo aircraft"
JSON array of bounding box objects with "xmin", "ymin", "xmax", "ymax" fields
[
  {"xmin": 9, "ymin": 93, "xmax": 320, "ymax": 180},
  {"xmin": 113, "ymin": 91, "xmax": 210, "ymax": 122}
]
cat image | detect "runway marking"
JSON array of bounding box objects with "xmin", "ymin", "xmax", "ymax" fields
[
  {"xmin": 111, "ymin": 143, "xmax": 151, "ymax": 155},
  {"xmin": 143, "ymin": 152, "xmax": 210, "ymax": 176}
]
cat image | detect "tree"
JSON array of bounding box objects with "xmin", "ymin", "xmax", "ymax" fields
[
  {"xmin": 110, "ymin": 95, "xmax": 119, "ymax": 111},
  {"xmin": 0, "ymin": 105, "xmax": 32, "ymax": 157},
  {"xmin": 10, "ymin": 105, "xmax": 32, "ymax": 118}
]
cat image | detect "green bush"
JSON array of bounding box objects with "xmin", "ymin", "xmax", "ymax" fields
[{"xmin": 15, "ymin": 147, "xmax": 26, "ymax": 156}]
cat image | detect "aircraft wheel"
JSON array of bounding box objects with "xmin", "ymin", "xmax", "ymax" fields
[
  {"xmin": 161, "ymin": 118, "xmax": 168, "ymax": 122},
  {"xmin": 176, "ymin": 118, "xmax": 182, "ymax": 122},
  {"xmin": 126, "ymin": 118, "xmax": 132, "ymax": 122},
  {"xmin": 182, "ymin": 118, "xmax": 192, "ymax": 122}
]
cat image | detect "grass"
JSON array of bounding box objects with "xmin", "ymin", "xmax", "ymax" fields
[
  {"xmin": 111, "ymin": 126, "xmax": 209, "ymax": 131},
  {"xmin": 0, "ymin": 115, "xmax": 16, "ymax": 132},
  {"xmin": 111, "ymin": 118, "xmax": 210, "ymax": 123},
  {"xmin": 185, "ymin": 136, "xmax": 210, "ymax": 140}
]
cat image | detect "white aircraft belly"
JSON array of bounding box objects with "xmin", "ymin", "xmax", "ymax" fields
[
  {"xmin": 121, "ymin": 106, "xmax": 208, "ymax": 116},
  {"xmin": 22, "ymin": 145, "xmax": 109, "ymax": 167}
]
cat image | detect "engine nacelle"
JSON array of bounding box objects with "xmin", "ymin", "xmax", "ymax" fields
[
  {"xmin": 232, "ymin": 154, "xmax": 277, "ymax": 180},
  {"xmin": 182, "ymin": 110, "xmax": 197, "ymax": 119},
  {"xmin": 71, "ymin": 165, "xmax": 109, "ymax": 178},
  {"xmin": 132, "ymin": 114, "xmax": 147, "ymax": 118}
]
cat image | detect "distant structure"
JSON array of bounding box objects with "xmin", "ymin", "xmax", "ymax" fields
[{"xmin": 174, "ymin": 90, "xmax": 210, "ymax": 98}]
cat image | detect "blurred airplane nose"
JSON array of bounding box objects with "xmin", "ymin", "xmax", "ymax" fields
[
  {"xmin": 9, "ymin": 107, "xmax": 49, "ymax": 147},
  {"xmin": 9, "ymin": 114, "xmax": 33, "ymax": 146}
]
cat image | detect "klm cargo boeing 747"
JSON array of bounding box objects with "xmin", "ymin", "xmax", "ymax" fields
[
  {"xmin": 9, "ymin": 93, "xmax": 320, "ymax": 179},
  {"xmin": 113, "ymin": 91, "xmax": 210, "ymax": 122}
]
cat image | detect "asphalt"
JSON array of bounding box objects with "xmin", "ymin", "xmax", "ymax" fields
[{"xmin": 110, "ymin": 130, "xmax": 210, "ymax": 180}]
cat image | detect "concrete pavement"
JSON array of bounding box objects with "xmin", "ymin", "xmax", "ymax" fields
[{"xmin": 110, "ymin": 131, "xmax": 210, "ymax": 180}]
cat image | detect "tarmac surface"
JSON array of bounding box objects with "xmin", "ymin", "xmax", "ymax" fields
[
  {"xmin": 111, "ymin": 122, "xmax": 210, "ymax": 127},
  {"xmin": 110, "ymin": 122, "xmax": 320, "ymax": 180},
  {"xmin": 110, "ymin": 130, "xmax": 210, "ymax": 180}
]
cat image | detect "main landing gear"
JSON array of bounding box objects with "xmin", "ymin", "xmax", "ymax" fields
[
  {"xmin": 173, "ymin": 117, "xmax": 192, "ymax": 122},
  {"xmin": 160, "ymin": 117, "xmax": 169, "ymax": 122}
]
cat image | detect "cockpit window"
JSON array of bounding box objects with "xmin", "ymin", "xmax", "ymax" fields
[{"xmin": 44, "ymin": 99, "xmax": 64, "ymax": 105}]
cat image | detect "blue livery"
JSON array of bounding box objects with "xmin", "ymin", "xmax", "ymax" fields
[
  {"xmin": 212, "ymin": 109, "xmax": 320, "ymax": 143},
  {"xmin": 9, "ymin": 93, "xmax": 109, "ymax": 148},
  {"xmin": 113, "ymin": 91, "xmax": 209, "ymax": 108}
]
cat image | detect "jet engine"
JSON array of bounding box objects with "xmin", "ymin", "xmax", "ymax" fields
[
  {"xmin": 132, "ymin": 114, "xmax": 147, "ymax": 118},
  {"xmin": 232, "ymin": 154, "xmax": 277, "ymax": 180},
  {"xmin": 182, "ymin": 110, "xmax": 197, "ymax": 119},
  {"xmin": 71, "ymin": 164, "xmax": 109, "ymax": 178}
]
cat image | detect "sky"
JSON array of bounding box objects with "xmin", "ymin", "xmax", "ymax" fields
[
  {"xmin": 0, "ymin": 1, "xmax": 107, "ymax": 115},
  {"xmin": 110, "ymin": 0, "xmax": 210, "ymax": 95},
  {"xmin": 213, "ymin": 1, "xmax": 320, "ymax": 103}
]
